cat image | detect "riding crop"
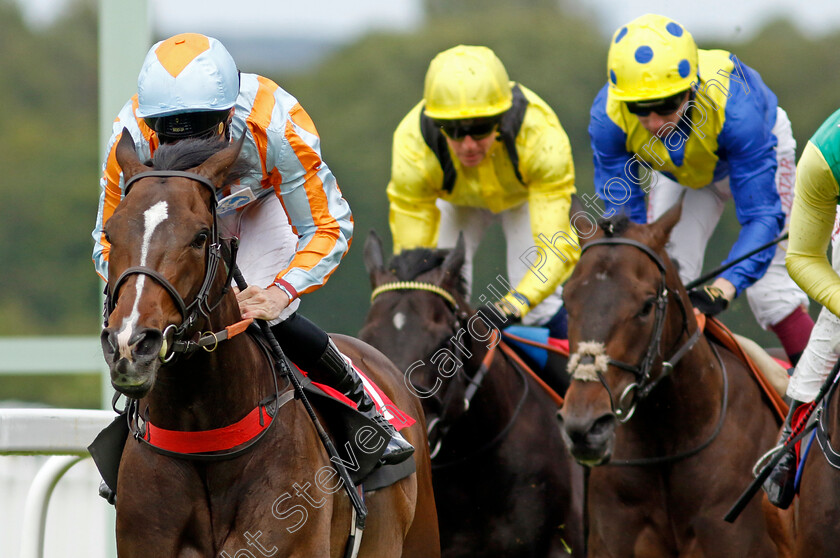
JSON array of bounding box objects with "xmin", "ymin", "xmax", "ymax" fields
[
  {"xmin": 724, "ymin": 354, "xmax": 840, "ymax": 523},
  {"xmin": 685, "ymin": 232, "xmax": 789, "ymax": 291}
]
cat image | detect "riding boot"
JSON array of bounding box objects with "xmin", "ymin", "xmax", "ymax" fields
[
  {"xmin": 316, "ymin": 339, "xmax": 415, "ymax": 466},
  {"xmin": 762, "ymin": 398, "xmax": 810, "ymax": 509}
]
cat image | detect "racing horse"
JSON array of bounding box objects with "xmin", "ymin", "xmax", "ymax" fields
[
  {"xmin": 99, "ymin": 132, "xmax": 439, "ymax": 557},
  {"xmin": 359, "ymin": 231, "xmax": 585, "ymax": 557},
  {"xmin": 557, "ymin": 196, "xmax": 789, "ymax": 557}
]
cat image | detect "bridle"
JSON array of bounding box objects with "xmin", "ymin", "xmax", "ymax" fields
[
  {"xmin": 574, "ymin": 237, "xmax": 702, "ymax": 422},
  {"xmin": 571, "ymin": 236, "xmax": 729, "ymax": 467},
  {"xmin": 105, "ymin": 170, "xmax": 239, "ymax": 361},
  {"xmin": 370, "ymin": 281, "xmax": 528, "ymax": 466}
]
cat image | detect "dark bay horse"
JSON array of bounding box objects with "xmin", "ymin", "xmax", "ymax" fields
[
  {"xmin": 359, "ymin": 231, "xmax": 585, "ymax": 557},
  {"xmin": 100, "ymin": 132, "xmax": 439, "ymax": 557},
  {"xmin": 557, "ymin": 196, "xmax": 789, "ymax": 557}
]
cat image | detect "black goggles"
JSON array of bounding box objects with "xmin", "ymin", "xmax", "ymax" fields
[
  {"xmin": 145, "ymin": 110, "xmax": 230, "ymax": 144},
  {"xmin": 436, "ymin": 118, "xmax": 500, "ymax": 141},
  {"xmin": 625, "ymin": 90, "xmax": 688, "ymax": 116}
]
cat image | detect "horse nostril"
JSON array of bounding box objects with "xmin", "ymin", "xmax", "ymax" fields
[
  {"xmin": 100, "ymin": 329, "xmax": 117, "ymax": 359},
  {"xmin": 590, "ymin": 414, "xmax": 617, "ymax": 438},
  {"xmin": 133, "ymin": 329, "xmax": 163, "ymax": 360}
]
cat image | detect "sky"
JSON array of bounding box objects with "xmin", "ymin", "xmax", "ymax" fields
[{"xmin": 14, "ymin": 0, "xmax": 840, "ymax": 42}]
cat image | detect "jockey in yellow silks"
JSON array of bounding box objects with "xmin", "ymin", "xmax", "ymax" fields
[
  {"xmin": 764, "ymin": 108, "xmax": 840, "ymax": 509},
  {"xmin": 387, "ymin": 45, "xmax": 578, "ymax": 338},
  {"xmin": 588, "ymin": 14, "xmax": 813, "ymax": 365}
]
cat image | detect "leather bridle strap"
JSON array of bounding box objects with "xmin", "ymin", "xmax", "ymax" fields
[{"xmin": 124, "ymin": 170, "xmax": 218, "ymax": 198}]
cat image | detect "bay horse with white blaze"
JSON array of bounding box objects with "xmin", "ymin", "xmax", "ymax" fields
[
  {"xmin": 99, "ymin": 132, "xmax": 439, "ymax": 557},
  {"xmin": 359, "ymin": 231, "xmax": 585, "ymax": 557},
  {"xmin": 557, "ymin": 196, "xmax": 790, "ymax": 557}
]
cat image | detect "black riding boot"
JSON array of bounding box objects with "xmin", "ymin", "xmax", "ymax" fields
[
  {"xmin": 762, "ymin": 399, "xmax": 809, "ymax": 509},
  {"xmin": 316, "ymin": 339, "xmax": 415, "ymax": 465}
]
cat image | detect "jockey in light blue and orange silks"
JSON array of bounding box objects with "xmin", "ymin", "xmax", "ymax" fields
[
  {"xmin": 92, "ymin": 33, "xmax": 414, "ymax": 476},
  {"xmin": 92, "ymin": 34, "xmax": 352, "ymax": 310},
  {"xmin": 588, "ymin": 13, "xmax": 813, "ymax": 366}
]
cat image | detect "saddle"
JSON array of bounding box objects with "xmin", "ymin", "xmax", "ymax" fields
[{"xmin": 701, "ymin": 314, "xmax": 789, "ymax": 422}]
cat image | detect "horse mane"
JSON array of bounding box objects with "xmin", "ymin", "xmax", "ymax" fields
[
  {"xmin": 388, "ymin": 248, "xmax": 467, "ymax": 296},
  {"xmin": 148, "ymin": 137, "xmax": 252, "ymax": 187},
  {"xmin": 597, "ymin": 214, "xmax": 633, "ymax": 238}
]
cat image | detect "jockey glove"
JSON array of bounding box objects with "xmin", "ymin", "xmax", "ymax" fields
[
  {"xmin": 688, "ymin": 285, "xmax": 729, "ymax": 316},
  {"xmin": 476, "ymin": 302, "xmax": 521, "ymax": 331}
]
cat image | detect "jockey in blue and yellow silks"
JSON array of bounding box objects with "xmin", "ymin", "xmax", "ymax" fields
[{"xmin": 588, "ymin": 13, "xmax": 813, "ymax": 365}]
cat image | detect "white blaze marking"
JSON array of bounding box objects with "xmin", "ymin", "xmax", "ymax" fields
[
  {"xmin": 393, "ymin": 312, "xmax": 406, "ymax": 331},
  {"xmin": 116, "ymin": 201, "xmax": 169, "ymax": 360}
]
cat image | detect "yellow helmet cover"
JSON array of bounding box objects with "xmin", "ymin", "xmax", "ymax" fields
[
  {"xmin": 607, "ymin": 14, "xmax": 698, "ymax": 102},
  {"xmin": 423, "ymin": 45, "xmax": 513, "ymax": 120}
]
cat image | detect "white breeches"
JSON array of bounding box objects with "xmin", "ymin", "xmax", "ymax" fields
[{"xmin": 435, "ymin": 199, "xmax": 564, "ymax": 326}]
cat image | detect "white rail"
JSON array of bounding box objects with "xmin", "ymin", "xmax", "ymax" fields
[{"xmin": 0, "ymin": 408, "xmax": 116, "ymax": 558}]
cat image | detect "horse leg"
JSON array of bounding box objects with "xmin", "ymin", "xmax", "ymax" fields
[{"xmin": 761, "ymin": 494, "xmax": 796, "ymax": 558}]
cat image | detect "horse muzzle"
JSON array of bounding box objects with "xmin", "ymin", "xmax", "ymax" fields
[
  {"xmin": 556, "ymin": 409, "xmax": 617, "ymax": 466},
  {"xmin": 101, "ymin": 327, "xmax": 164, "ymax": 397}
]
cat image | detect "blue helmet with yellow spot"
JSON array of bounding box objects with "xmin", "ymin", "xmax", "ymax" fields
[{"xmin": 607, "ymin": 14, "xmax": 698, "ymax": 102}]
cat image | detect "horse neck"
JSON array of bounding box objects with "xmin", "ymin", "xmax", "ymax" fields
[
  {"xmin": 144, "ymin": 297, "xmax": 272, "ymax": 431},
  {"xmin": 459, "ymin": 330, "xmax": 522, "ymax": 428}
]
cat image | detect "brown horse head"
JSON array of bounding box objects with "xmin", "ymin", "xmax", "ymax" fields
[
  {"xmin": 557, "ymin": 195, "xmax": 686, "ymax": 466},
  {"xmin": 100, "ymin": 130, "xmax": 248, "ymax": 398},
  {"xmin": 360, "ymin": 232, "xmax": 484, "ymax": 428}
]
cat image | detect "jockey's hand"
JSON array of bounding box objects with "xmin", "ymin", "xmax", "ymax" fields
[
  {"xmin": 688, "ymin": 280, "xmax": 733, "ymax": 316},
  {"xmin": 475, "ymin": 302, "xmax": 521, "ymax": 331},
  {"xmin": 235, "ymin": 285, "xmax": 290, "ymax": 321}
]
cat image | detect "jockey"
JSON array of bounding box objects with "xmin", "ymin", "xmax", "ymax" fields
[
  {"xmin": 588, "ymin": 13, "xmax": 814, "ymax": 365},
  {"xmin": 387, "ymin": 45, "xmax": 579, "ymax": 339},
  {"xmin": 92, "ymin": 33, "xmax": 413, "ymax": 468},
  {"xmin": 763, "ymin": 108, "xmax": 840, "ymax": 509}
]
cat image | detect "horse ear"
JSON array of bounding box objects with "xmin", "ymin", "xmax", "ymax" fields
[
  {"xmin": 569, "ymin": 194, "xmax": 603, "ymax": 247},
  {"xmin": 194, "ymin": 134, "xmax": 247, "ymax": 189},
  {"xmin": 441, "ymin": 232, "xmax": 466, "ymax": 286},
  {"xmin": 648, "ymin": 193, "xmax": 684, "ymax": 249},
  {"xmin": 115, "ymin": 129, "xmax": 150, "ymax": 182},
  {"xmin": 363, "ymin": 230, "xmax": 387, "ymax": 287}
]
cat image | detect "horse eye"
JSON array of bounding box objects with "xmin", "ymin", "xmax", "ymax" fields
[
  {"xmin": 637, "ymin": 298, "xmax": 655, "ymax": 318},
  {"xmin": 191, "ymin": 231, "xmax": 209, "ymax": 249},
  {"xmin": 104, "ymin": 230, "xmax": 112, "ymax": 243}
]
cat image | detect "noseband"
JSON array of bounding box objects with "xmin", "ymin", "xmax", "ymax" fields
[
  {"xmin": 105, "ymin": 170, "xmax": 237, "ymax": 359},
  {"xmin": 573, "ymin": 237, "xmax": 701, "ymax": 422}
]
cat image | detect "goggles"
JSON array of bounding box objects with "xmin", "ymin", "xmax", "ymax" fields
[
  {"xmin": 625, "ymin": 90, "xmax": 688, "ymax": 116},
  {"xmin": 145, "ymin": 110, "xmax": 230, "ymax": 145},
  {"xmin": 436, "ymin": 117, "xmax": 500, "ymax": 141}
]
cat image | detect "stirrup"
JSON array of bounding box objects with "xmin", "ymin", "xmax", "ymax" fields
[
  {"xmin": 98, "ymin": 480, "xmax": 117, "ymax": 506},
  {"xmin": 374, "ymin": 415, "xmax": 414, "ymax": 466}
]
